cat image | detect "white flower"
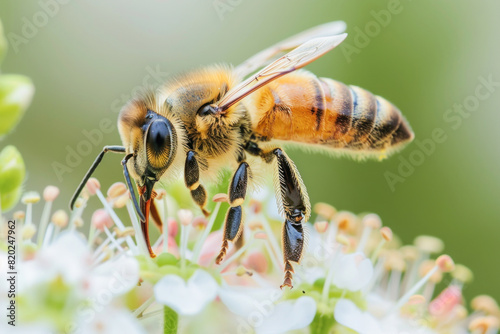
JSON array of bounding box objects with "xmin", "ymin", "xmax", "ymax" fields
[
  {"xmin": 15, "ymin": 231, "xmax": 142, "ymax": 332},
  {"xmin": 20, "ymin": 231, "xmax": 139, "ymax": 298},
  {"xmin": 334, "ymin": 299, "xmax": 384, "ymax": 334},
  {"xmin": 218, "ymin": 286, "xmax": 316, "ymax": 334},
  {"xmin": 19, "ymin": 232, "xmax": 90, "ymax": 290},
  {"xmin": 331, "ymin": 252, "xmax": 374, "ymax": 292},
  {"xmin": 218, "ymin": 286, "xmax": 282, "ymax": 316},
  {"xmin": 74, "ymin": 306, "xmax": 146, "ymax": 334},
  {"xmin": 256, "ymin": 297, "xmax": 317, "ymax": 334},
  {"xmin": 334, "ymin": 299, "xmax": 437, "ymax": 334},
  {"xmin": 154, "ymin": 269, "xmax": 218, "ymax": 316},
  {"xmin": 87, "ymin": 254, "xmax": 139, "ymax": 297}
]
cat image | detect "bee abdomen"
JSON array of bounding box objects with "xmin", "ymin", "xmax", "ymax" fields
[
  {"xmin": 248, "ymin": 71, "xmax": 413, "ymax": 155},
  {"xmin": 320, "ymin": 78, "xmax": 413, "ymax": 152}
]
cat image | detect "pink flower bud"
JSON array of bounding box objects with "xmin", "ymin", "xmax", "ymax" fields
[
  {"xmin": 91, "ymin": 209, "xmax": 113, "ymax": 231},
  {"xmin": 86, "ymin": 178, "xmax": 101, "ymax": 196},
  {"xmin": 193, "ymin": 216, "xmax": 208, "ymax": 229},
  {"xmin": 107, "ymin": 182, "xmax": 127, "ymax": 199},
  {"xmin": 167, "ymin": 218, "xmax": 179, "ymax": 237},
  {"xmin": 243, "ymin": 251, "xmax": 268, "ymax": 274},
  {"xmin": 43, "ymin": 185, "xmax": 60, "ymax": 202}
]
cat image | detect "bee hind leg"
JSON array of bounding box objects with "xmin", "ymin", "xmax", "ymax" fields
[
  {"xmin": 215, "ymin": 161, "xmax": 250, "ymax": 264},
  {"xmin": 185, "ymin": 150, "xmax": 210, "ymax": 217},
  {"xmin": 261, "ymin": 147, "xmax": 311, "ymax": 289}
]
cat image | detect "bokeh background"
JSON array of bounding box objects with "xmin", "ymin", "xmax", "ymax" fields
[{"xmin": 1, "ymin": 0, "xmax": 499, "ymax": 301}]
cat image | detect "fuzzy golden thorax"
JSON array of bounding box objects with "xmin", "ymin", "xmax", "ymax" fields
[{"xmin": 158, "ymin": 65, "xmax": 251, "ymax": 163}]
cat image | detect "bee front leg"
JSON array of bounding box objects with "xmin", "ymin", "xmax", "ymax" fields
[
  {"xmin": 185, "ymin": 151, "xmax": 210, "ymax": 217},
  {"xmin": 261, "ymin": 147, "xmax": 311, "ymax": 289},
  {"xmin": 215, "ymin": 161, "xmax": 250, "ymax": 264}
]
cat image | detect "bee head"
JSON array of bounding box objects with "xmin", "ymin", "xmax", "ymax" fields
[{"xmin": 118, "ymin": 92, "xmax": 181, "ymax": 195}]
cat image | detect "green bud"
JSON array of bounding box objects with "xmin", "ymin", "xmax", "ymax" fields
[
  {"xmin": 155, "ymin": 253, "xmax": 178, "ymax": 267},
  {"xmin": 0, "ymin": 19, "xmax": 7, "ymax": 65},
  {"xmin": 0, "ymin": 74, "xmax": 35, "ymax": 138},
  {"xmin": 0, "ymin": 145, "xmax": 25, "ymax": 211},
  {"xmin": 1, "ymin": 186, "xmax": 22, "ymax": 212}
]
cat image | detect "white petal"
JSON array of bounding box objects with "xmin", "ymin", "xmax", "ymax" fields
[
  {"xmin": 366, "ymin": 293, "xmax": 394, "ymax": 317},
  {"xmin": 256, "ymin": 297, "xmax": 316, "ymax": 334},
  {"xmin": 19, "ymin": 232, "xmax": 90, "ymax": 291},
  {"xmin": 295, "ymin": 265, "xmax": 326, "ymax": 285},
  {"xmin": 218, "ymin": 286, "xmax": 282, "ymax": 317},
  {"xmin": 86, "ymin": 254, "xmax": 139, "ymax": 297},
  {"xmin": 251, "ymin": 187, "xmax": 282, "ymax": 220},
  {"xmin": 76, "ymin": 307, "xmax": 146, "ymax": 334},
  {"xmin": 332, "ymin": 252, "xmax": 373, "ymax": 291},
  {"xmin": 154, "ymin": 269, "xmax": 218, "ymax": 316},
  {"xmin": 334, "ymin": 299, "xmax": 383, "ymax": 334}
]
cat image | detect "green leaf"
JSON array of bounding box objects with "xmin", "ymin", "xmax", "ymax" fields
[
  {"xmin": 0, "ymin": 19, "xmax": 7, "ymax": 65},
  {"xmin": 0, "ymin": 74, "xmax": 35, "ymax": 138},
  {"xmin": 0, "ymin": 145, "xmax": 25, "ymax": 211}
]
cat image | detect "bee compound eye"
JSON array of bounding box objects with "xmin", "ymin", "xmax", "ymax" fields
[
  {"xmin": 198, "ymin": 104, "xmax": 217, "ymax": 117},
  {"xmin": 146, "ymin": 120, "xmax": 172, "ymax": 156}
]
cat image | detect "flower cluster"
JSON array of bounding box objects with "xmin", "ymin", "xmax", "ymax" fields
[{"xmin": 0, "ymin": 179, "xmax": 499, "ymax": 334}]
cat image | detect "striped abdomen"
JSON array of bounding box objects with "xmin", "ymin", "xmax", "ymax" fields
[{"xmin": 245, "ymin": 70, "xmax": 414, "ymax": 156}]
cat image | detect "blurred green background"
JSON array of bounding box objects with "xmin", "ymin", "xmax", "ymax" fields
[{"xmin": 0, "ymin": 0, "xmax": 498, "ymax": 301}]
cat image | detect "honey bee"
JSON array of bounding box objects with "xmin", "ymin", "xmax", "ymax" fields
[{"xmin": 70, "ymin": 21, "xmax": 414, "ymax": 289}]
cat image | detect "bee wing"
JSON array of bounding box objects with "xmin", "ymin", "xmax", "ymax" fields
[
  {"xmin": 235, "ymin": 21, "xmax": 346, "ymax": 78},
  {"xmin": 217, "ymin": 33, "xmax": 347, "ymax": 112}
]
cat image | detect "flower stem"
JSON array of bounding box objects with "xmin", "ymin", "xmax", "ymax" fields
[
  {"xmin": 126, "ymin": 201, "xmax": 147, "ymax": 255},
  {"xmin": 37, "ymin": 200, "xmax": 53, "ymax": 246},
  {"xmin": 192, "ymin": 202, "xmax": 221, "ymax": 263},
  {"xmin": 180, "ymin": 224, "xmax": 189, "ymax": 273},
  {"xmin": 370, "ymin": 239, "xmax": 386, "ymax": 263},
  {"xmin": 162, "ymin": 197, "xmax": 169, "ymax": 254},
  {"xmin": 42, "ymin": 223, "xmax": 54, "ymax": 248},
  {"xmin": 163, "ymin": 306, "xmax": 178, "ymax": 334},
  {"xmin": 218, "ymin": 235, "xmax": 256, "ymax": 272},
  {"xmin": 133, "ymin": 296, "xmax": 155, "ymax": 317},
  {"xmin": 96, "ymin": 189, "xmax": 136, "ymax": 252},
  {"xmin": 258, "ymin": 213, "xmax": 283, "ymax": 264},
  {"xmin": 388, "ymin": 264, "xmax": 439, "ymax": 315},
  {"xmin": 321, "ymin": 247, "xmax": 341, "ymax": 304},
  {"xmin": 310, "ymin": 312, "xmax": 335, "ymax": 334}
]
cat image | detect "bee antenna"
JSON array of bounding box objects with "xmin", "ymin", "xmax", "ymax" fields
[
  {"xmin": 69, "ymin": 145, "xmax": 126, "ymax": 211},
  {"xmin": 122, "ymin": 153, "xmax": 145, "ymax": 221}
]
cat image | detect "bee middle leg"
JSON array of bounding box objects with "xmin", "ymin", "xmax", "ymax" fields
[
  {"xmin": 260, "ymin": 147, "xmax": 311, "ymax": 289},
  {"xmin": 185, "ymin": 150, "xmax": 210, "ymax": 217},
  {"xmin": 215, "ymin": 161, "xmax": 250, "ymax": 264}
]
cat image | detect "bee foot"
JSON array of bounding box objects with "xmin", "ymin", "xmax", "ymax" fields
[{"xmin": 215, "ymin": 240, "xmax": 228, "ymax": 264}]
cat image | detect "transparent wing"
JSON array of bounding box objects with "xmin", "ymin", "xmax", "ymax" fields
[
  {"xmin": 217, "ymin": 33, "xmax": 347, "ymax": 112},
  {"xmin": 235, "ymin": 21, "xmax": 346, "ymax": 78}
]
